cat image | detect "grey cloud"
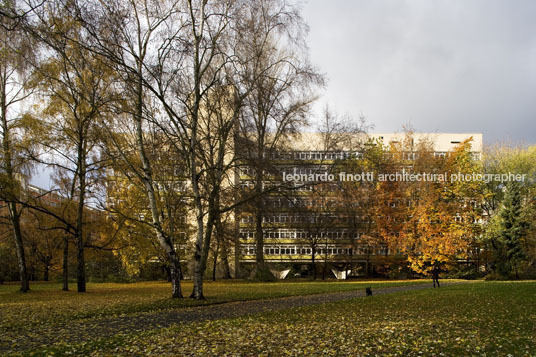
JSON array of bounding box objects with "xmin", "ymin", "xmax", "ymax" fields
[{"xmin": 302, "ymin": 0, "xmax": 536, "ymax": 144}]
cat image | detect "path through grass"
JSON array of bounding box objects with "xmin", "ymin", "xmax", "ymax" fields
[
  {"xmin": 28, "ymin": 281, "xmax": 536, "ymax": 356},
  {"xmin": 0, "ymin": 279, "xmax": 428, "ymax": 353}
]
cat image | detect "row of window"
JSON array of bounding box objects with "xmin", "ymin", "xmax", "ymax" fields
[
  {"xmin": 241, "ymin": 214, "xmax": 374, "ymax": 225},
  {"xmin": 268, "ymin": 151, "xmax": 360, "ymax": 161},
  {"xmin": 239, "ymin": 181, "xmax": 285, "ymax": 190},
  {"xmin": 434, "ymin": 152, "xmax": 481, "ymax": 160},
  {"xmin": 241, "ymin": 213, "xmax": 481, "ymax": 226},
  {"xmin": 241, "ymin": 245, "xmax": 389, "ymax": 256},
  {"xmin": 239, "ymin": 165, "xmax": 333, "ymax": 177},
  {"xmin": 262, "ymin": 197, "xmax": 461, "ymax": 210},
  {"xmin": 239, "ymin": 180, "xmax": 340, "ymax": 193},
  {"xmin": 242, "ymin": 214, "xmax": 345, "ymax": 224},
  {"xmin": 243, "ymin": 150, "xmax": 480, "ymax": 162},
  {"xmin": 239, "ymin": 229, "xmax": 362, "ymax": 240},
  {"xmin": 264, "ymin": 197, "xmax": 341, "ymax": 209}
]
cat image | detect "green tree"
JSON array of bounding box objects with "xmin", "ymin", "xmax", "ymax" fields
[
  {"xmin": 494, "ymin": 181, "xmax": 528, "ymax": 278},
  {"xmin": 482, "ymin": 144, "xmax": 536, "ymax": 277}
]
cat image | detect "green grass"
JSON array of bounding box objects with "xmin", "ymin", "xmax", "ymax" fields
[
  {"xmin": 0, "ymin": 279, "xmax": 426, "ymax": 333},
  {"xmin": 25, "ymin": 281, "xmax": 536, "ymax": 356}
]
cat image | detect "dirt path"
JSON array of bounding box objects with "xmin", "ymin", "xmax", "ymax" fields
[{"xmin": 2, "ymin": 283, "xmax": 442, "ymax": 354}]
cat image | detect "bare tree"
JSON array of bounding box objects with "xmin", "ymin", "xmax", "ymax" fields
[
  {"xmin": 75, "ymin": 0, "xmax": 189, "ymax": 298},
  {"xmin": 235, "ymin": 0, "xmax": 324, "ymax": 279},
  {"xmin": 62, "ymin": 0, "xmax": 240, "ymax": 299}
]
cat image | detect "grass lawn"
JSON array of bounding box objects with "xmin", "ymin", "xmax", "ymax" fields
[
  {"xmin": 24, "ymin": 281, "xmax": 536, "ymax": 356},
  {"xmin": 0, "ymin": 279, "xmax": 426, "ymax": 338}
]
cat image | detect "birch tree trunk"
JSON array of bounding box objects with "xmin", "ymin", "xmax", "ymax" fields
[{"xmin": 1, "ymin": 72, "xmax": 29, "ymax": 292}]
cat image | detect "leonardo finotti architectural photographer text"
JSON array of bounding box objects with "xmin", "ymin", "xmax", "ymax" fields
[{"xmin": 282, "ymin": 169, "xmax": 527, "ymax": 183}]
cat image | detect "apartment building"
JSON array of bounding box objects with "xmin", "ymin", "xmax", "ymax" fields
[{"xmin": 237, "ymin": 132, "xmax": 483, "ymax": 278}]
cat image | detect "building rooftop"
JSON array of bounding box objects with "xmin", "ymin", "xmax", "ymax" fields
[{"xmin": 286, "ymin": 132, "xmax": 482, "ymax": 153}]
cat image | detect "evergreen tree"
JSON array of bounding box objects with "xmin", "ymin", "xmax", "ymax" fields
[{"xmin": 497, "ymin": 181, "xmax": 527, "ymax": 278}]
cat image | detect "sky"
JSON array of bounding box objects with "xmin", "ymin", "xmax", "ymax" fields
[
  {"xmin": 31, "ymin": 0, "xmax": 536, "ymax": 188},
  {"xmin": 301, "ymin": 0, "xmax": 536, "ymax": 145}
]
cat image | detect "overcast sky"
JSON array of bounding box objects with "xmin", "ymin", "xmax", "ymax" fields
[
  {"xmin": 301, "ymin": 0, "xmax": 536, "ymax": 145},
  {"xmin": 30, "ymin": 1, "xmax": 536, "ymax": 188}
]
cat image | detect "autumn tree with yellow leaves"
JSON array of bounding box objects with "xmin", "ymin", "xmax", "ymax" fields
[
  {"xmin": 375, "ymin": 134, "xmax": 483, "ymax": 276},
  {"xmin": 24, "ymin": 3, "xmax": 118, "ymax": 292}
]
